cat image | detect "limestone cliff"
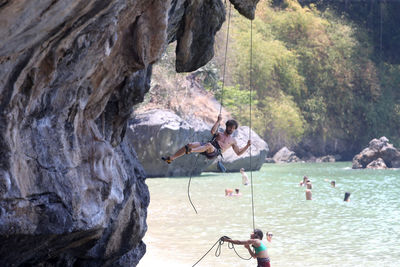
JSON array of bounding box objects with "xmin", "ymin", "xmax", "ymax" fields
[{"xmin": 0, "ymin": 0, "xmax": 259, "ymax": 266}]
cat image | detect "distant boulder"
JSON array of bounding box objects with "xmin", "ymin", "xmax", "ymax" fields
[
  {"xmin": 366, "ymin": 158, "xmax": 387, "ymax": 169},
  {"xmin": 273, "ymin": 147, "xmax": 301, "ymax": 163},
  {"xmin": 127, "ymin": 109, "xmax": 213, "ymax": 177},
  {"xmin": 305, "ymin": 154, "xmax": 338, "ymax": 163},
  {"xmin": 205, "ymin": 126, "xmax": 269, "ymax": 172},
  {"xmin": 265, "ymin": 157, "xmax": 276, "ymax": 163},
  {"xmin": 316, "ymin": 155, "xmax": 336, "ymax": 163},
  {"xmin": 352, "ymin": 136, "xmax": 400, "ymax": 169}
]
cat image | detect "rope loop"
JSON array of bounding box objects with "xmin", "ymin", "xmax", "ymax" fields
[
  {"xmin": 215, "ymin": 239, "xmax": 224, "ymax": 257},
  {"xmin": 228, "ymin": 242, "xmax": 252, "ymax": 260},
  {"xmin": 192, "ymin": 236, "xmax": 251, "ymax": 266}
]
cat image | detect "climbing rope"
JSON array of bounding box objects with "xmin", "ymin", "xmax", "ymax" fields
[
  {"xmin": 187, "ymin": 154, "xmax": 200, "ymax": 214},
  {"xmin": 190, "ymin": 9, "xmax": 261, "ymax": 267},
  {"xmin": 187, "ymin": 2, "xmax": 232, "ymax": 214},
  {"xmin": 219, "ymin": 2, "xmax": 232, "ymax": 115},
  {"xmin": 192, "ymin": 236, "xmax": 251, "ymax": 266},
  {"xmin": 249, "ymin": 19, "xmax": 255, "ymax": 231}
]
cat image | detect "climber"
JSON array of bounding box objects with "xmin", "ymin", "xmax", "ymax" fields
[{"xmin": 161, "ymin": 114, "xmax": 251, "ymax": 164}]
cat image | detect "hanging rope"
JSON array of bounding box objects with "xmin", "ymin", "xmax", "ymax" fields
[
  {"xmin": 190, "ymin": 10, "xmax": 261, "ymax": 267},
  {"xmin": 192, "ymin": 236, "xmax": 251, "ymax": 267},
  {"xmin": 379, "ymin": 1, "xmax": 383, "ymax": 62},
  {"xmin": 219, "ymin": 2, "xmax": 232, "ymax": 115},
  {"xmin": 187, "ymin": 154, "xmax": 200, "ymax": 214},
  {"xmin": 187, "ymin": 2, "xmax": 232, "ymax": 214},
  {"xmin": 249, "ymin": 19, "xmax": 255, "ymax": 231}
]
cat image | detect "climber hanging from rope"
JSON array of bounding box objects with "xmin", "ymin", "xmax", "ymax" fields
[{"xmin": 161, "ymin": 114, "xmax": 251, "ymax": 164}]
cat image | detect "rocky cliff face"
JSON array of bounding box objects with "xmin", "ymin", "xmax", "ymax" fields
[{"xmin": 0, "ymin": 0, "xmax": 258, "ymax": 266}]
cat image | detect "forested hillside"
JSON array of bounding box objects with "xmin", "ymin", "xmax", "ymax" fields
[
  {"xmin": 298, "ymin": 0, "xmax": 400, "ymax": 64},
  {"xmin": 144, "ymin": 0, "xmax": 400, "ymax": 159}
]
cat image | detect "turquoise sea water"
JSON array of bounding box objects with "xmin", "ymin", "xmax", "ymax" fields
[{"xmin": 138, "ymin": 162, "xmax": 400, "ymax": 267}]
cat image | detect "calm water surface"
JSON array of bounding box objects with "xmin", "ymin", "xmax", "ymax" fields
[{"xmin": 138, "ymin": 162, "xmax": 400, "ymax": 267}]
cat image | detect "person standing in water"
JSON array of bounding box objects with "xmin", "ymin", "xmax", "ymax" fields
[
  {"xmin": 222, "ymin": 229, "xmax": 271, "ymax": 267},
  {"xmin": 240, "ymin": 168, "xmax": 249, "ymax": 185},
  {"xmin": 344, "ymin": 192, "xmax": 351, "ymax": 202},
  {"xmin": 305, "ymin": 189, "xmax": 312, "ymax": 200},
  {"xmin": 300, "ymin": 176, "xmax": 308, "ymax": 186},
  {"xmin": 306, "ymin": 179, "xmax": 312, "ymax": 189}
]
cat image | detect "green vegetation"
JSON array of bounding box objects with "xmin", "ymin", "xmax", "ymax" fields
[
  {"xmin": 209, "ymin": 0, "xmax": 400, "ymax": 156},
  {"xmin": 297, "ymin": 0, "xmax": 400, "ymax": 64}
]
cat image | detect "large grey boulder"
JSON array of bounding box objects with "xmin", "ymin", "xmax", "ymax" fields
[
  {"xmin": 352, "ymin": 136, "xmax": 400, "ymax": 169},
  {"xmin": 128, "ymin": 110, "xmax": 214, "ymax": 177},
  {"xmin": 273, "ymin": 147, "xmax": 301, "ymax": 163},
  {"xmin": 205, "ymin": 126, "xmax": 269, "ymax": 172}
]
